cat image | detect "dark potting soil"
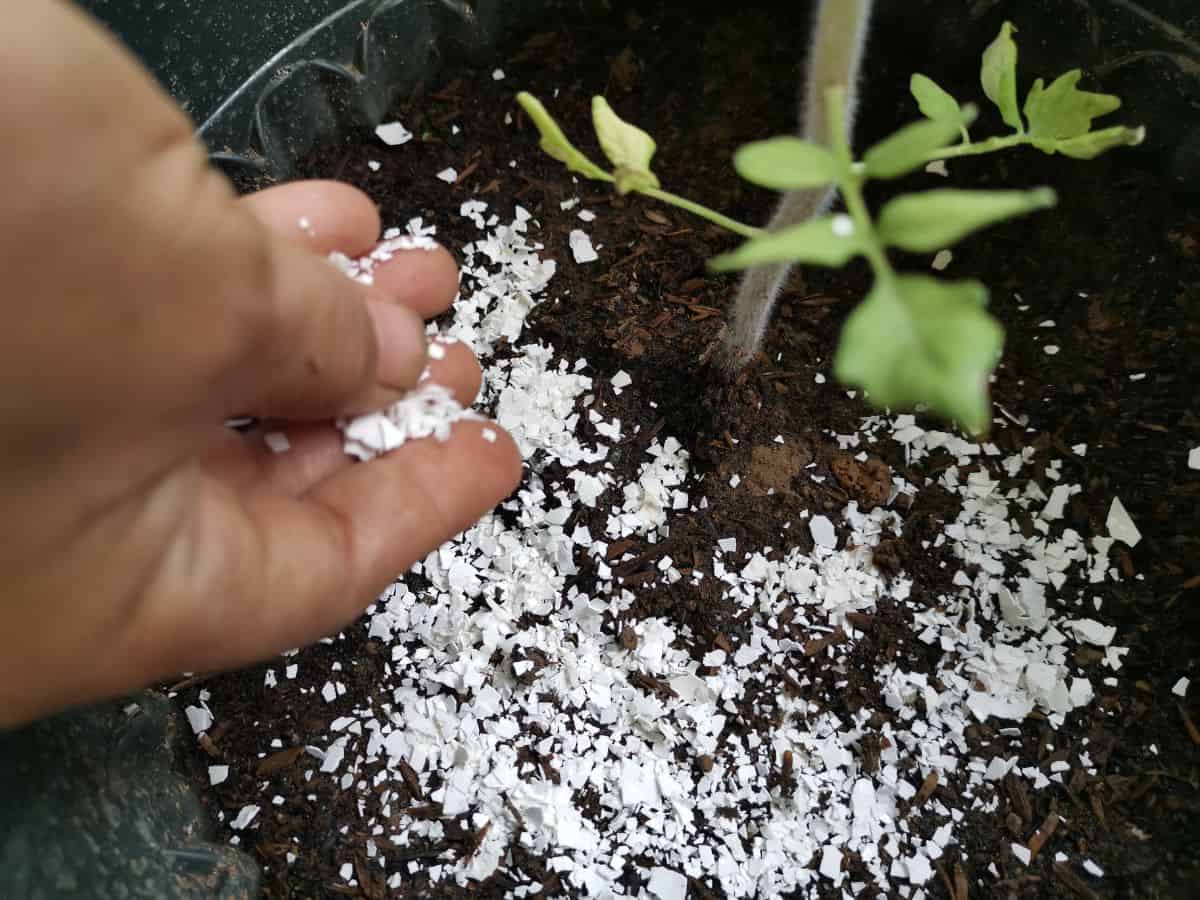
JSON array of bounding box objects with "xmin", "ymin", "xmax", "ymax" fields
[{"xmin": 181, "ymin": 1, "xmax": 1199, "ymax": 898}]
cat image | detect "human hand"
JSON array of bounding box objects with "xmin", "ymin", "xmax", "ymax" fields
[{"xmin": 0, "ymin": 3, "xmax": 521, "ymax": 726}]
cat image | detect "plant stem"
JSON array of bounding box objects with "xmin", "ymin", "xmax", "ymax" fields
[
  {"xmin": 922, "ymin": 132, "xmax": 1028, "ymax": 162},
  {"xmin": 638, "ymin": 187, "xmax": 764, "ymax": 239},
  {"xmin": 825, "ymin": 87, "xmax": 891, "ymax": 282}
]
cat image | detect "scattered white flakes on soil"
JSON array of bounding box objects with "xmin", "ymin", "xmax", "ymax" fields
[
  {"xmin": 374, "ymin": 121, "xmax": 413, "ymax": 145},
  {"xmin": 819, "ymin": 846, "xmax": 844, "ymax": 884},
  {"xmin": 1190, "ymin": 447, "xmax": 1200, "ymax": 470},
  {"xmin": 492, "ymin": 68, "xmax": 506, "ymax": 80},
  {"xmin": 569, "ymin": 229, "xmax": 598, "ymax": 263},
  {"xmin": 263, "ymin": 431, "xmax": 290, "ymax": 454},
  {"xmin": 1068, "ymin": 618, "xmax": 1117, "ymax": 647},
  {"xmin": 230, "ymin": 805, "xmax": 260, "ymax": 831},
  {"xmin": 437, "ymin": 167, "xmax": 458, "ymax": 183},
  {"xmin": 611, "ymin": 370, "xmax": 632, "ymax": 393},
  {"xmin": 199, "ymin": 187, "xmax": 1138, "ymax": 900},
  {"xmin": 1044, "ymin": 345, "xmax": 1061, "ymax": 355},
  {"xmin": 1011, "ymin": 843, "xmax": 1032, "ymax": 866},
  {"xmin": 646, "ymin": 867, "xmax": 688, "ymax": 900},
  {"xmin": 931, "ymin": 249, "xmax": 953, "ymax": 271},
  {"xmin": 185, "ymin": 705, "xmax": 212, "ymax": 734},
  {"xmin": 1083, "ymin": 859, "xmax": 1105, "ymax": 878},
  {"xmin": 367, "ymin": 160, "xmax": 381, "ymax": 172},
  {"xmin": 208, "ymin": 765, "xmax": 229, "ymax": 786},
  {"xmin": 1173, "ymin": 676, "xmax": 1190, "ymax": 697},
  {"xmin": 1106, "ymin": 497, "xmax": 1141, "ymax": 547},
  {"xmin": 1041, "ymin": 483, "xmax": 1073, "ymax": 520},
  {"xmin": 809, "ymin": 514, "xmax": 837, "ymax": 549}
]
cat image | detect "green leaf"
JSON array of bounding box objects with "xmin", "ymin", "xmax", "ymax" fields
[
  {"xmin": 834, "ymin": 275, "xmax": 1002, "ymax": 434},
  {"xmin": 877, "ymin": 187, "xmax": 1056, "ymax": 252},
  {"xmin": 981, "ymin": 21, "xmax": 1023, "ymax": 133},
  {"xmin": 1024, "ymin": 70, "xmax": 1122, "ymax": 140},
  {"xmin": 733, "ymin": 136, "xmax": 840, "ymax": 190},
  {"xmin": 1043, "ymin": 124, "xmax": 1146, "ymax": 159},
  {"xmin": 910, "ymin": 73, "xmax": 970, "ymax": 141},
  {"xmin": 863, "ymin": 106, "xmax": 977, "ymax": 179},
  {"xmin": 591, "ymin": 96, "xmax": 660, "ymax": 193},
  {"xmin": 709, "ymin": 214, "xmax": 864, "ymax": 271},
  {"xmin": 516, "ymin": 92, "xmax": 612, "ymax": 182}
]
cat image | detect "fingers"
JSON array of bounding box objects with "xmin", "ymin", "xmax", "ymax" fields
[
  {"xmin": 421, "ymin": 337, "xmax": 482, "ymax": 404},
  {"xmin": 138, "ymin": 421, "xmax": 522, "ymax": 675},
  {"xmin": 206, "ymin": 337, "xmax": 483, "ymax": 497},
  {"xmin": 368, "ymin": 242, "xmax": 461, "ymax": 319},
  {"xmin": 234, "ymin": 237, "xmax": 429, "ymax": 419},
  {"xmin": 238, "ymin": 180, "xmax": 460, "ymax": 319},
  {"xmin": 239, "ymin": 180, "xmax": 382, "ymax": 256},
  {"xmin": 232, "ymin": 181, "xmax": 461, "ymax": 421}
]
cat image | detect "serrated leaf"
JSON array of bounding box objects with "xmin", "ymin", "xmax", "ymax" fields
[
  {"xmin": 863, "ymin": 106, "xmax": 977, "ymax": 179},
  {"xmin": 877, "ymin": 187, "xmax": 1056, "ymax": 252},
  {"xmin": 1024, "ymin": 70, "xmax": 1122, "ymax": 140},
  {"xmin": 1044, "ymin": 124, "xmax": 1146, "ymax": 159},
  {"xmin": 981, "ymin": 21, "xmax": 1023, "ymax": 133},
  {"xmin": 911, "ymin": 73, "xmax": 970, "ymax": 141},
  {"xmin": 516, "ymin": 92, "xmax": 612, "ymax": 182},
  {"xmin": 834, "ymin": 275, "xmax": 1002, "ymax": 434},
  {"xmin": 591, "ymin": 96, "xmax": 659, "ymax": 193},
  {"xmin": 733, "ymin": 136, "xmax": 840, "ymax": 190},
  {"xmin": 709, "ymin": 214, "xmax": 864, "ymax": 271}
]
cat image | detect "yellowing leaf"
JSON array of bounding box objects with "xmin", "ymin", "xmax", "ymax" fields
[
  {"xmin": 1052, "ymin": 124, "xmax": 1146, "ymax": 159},
  {"xmin": 592, "ymin": 96, "xmax": 659, "ymax": 193},
  {"xmin": 1024, "ymin": 70, "xmax": 1121, "ymax": 140},
  {"xmin": 516, "ymin": 92, "xmax": 612, "ymax": 182},
  {"xmin": 981, "ymin": 22, "xmax": 1023, "ymax": 133}
]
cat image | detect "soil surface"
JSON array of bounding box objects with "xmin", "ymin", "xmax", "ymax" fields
[{"xmin": 183, "ymin": 2, "xmax": 1199, "ymax": 898}]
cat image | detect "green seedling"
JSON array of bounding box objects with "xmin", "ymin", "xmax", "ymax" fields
[{"xmin": 517, "ymin": 22, "xmax": 1143, "ymax": 435}]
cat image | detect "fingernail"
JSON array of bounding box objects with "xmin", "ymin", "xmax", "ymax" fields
[{"xmin": 367, "ymin": 300, "xmax": 428, "ymax": 388}]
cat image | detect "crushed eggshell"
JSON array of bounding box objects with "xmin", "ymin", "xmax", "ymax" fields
[
  {"xmin": 374, "ymin": 121, "xmax": 413, "ymax": 145},
  {"xmin": 569, "ymin": 229, "xmax": 599, "ymax": 264},
  {"xmin": 1105, "ymin": 497, "xmax": 1141, "ymax": 547},
  {"xmin": 192, "ymin": 179, "xmax": 1139, "ymax": 899}
]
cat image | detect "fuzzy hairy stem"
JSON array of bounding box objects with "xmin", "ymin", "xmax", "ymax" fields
[{"xmin": 718, "ymin": 0, "xmax": 875, "ymax": 375}]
